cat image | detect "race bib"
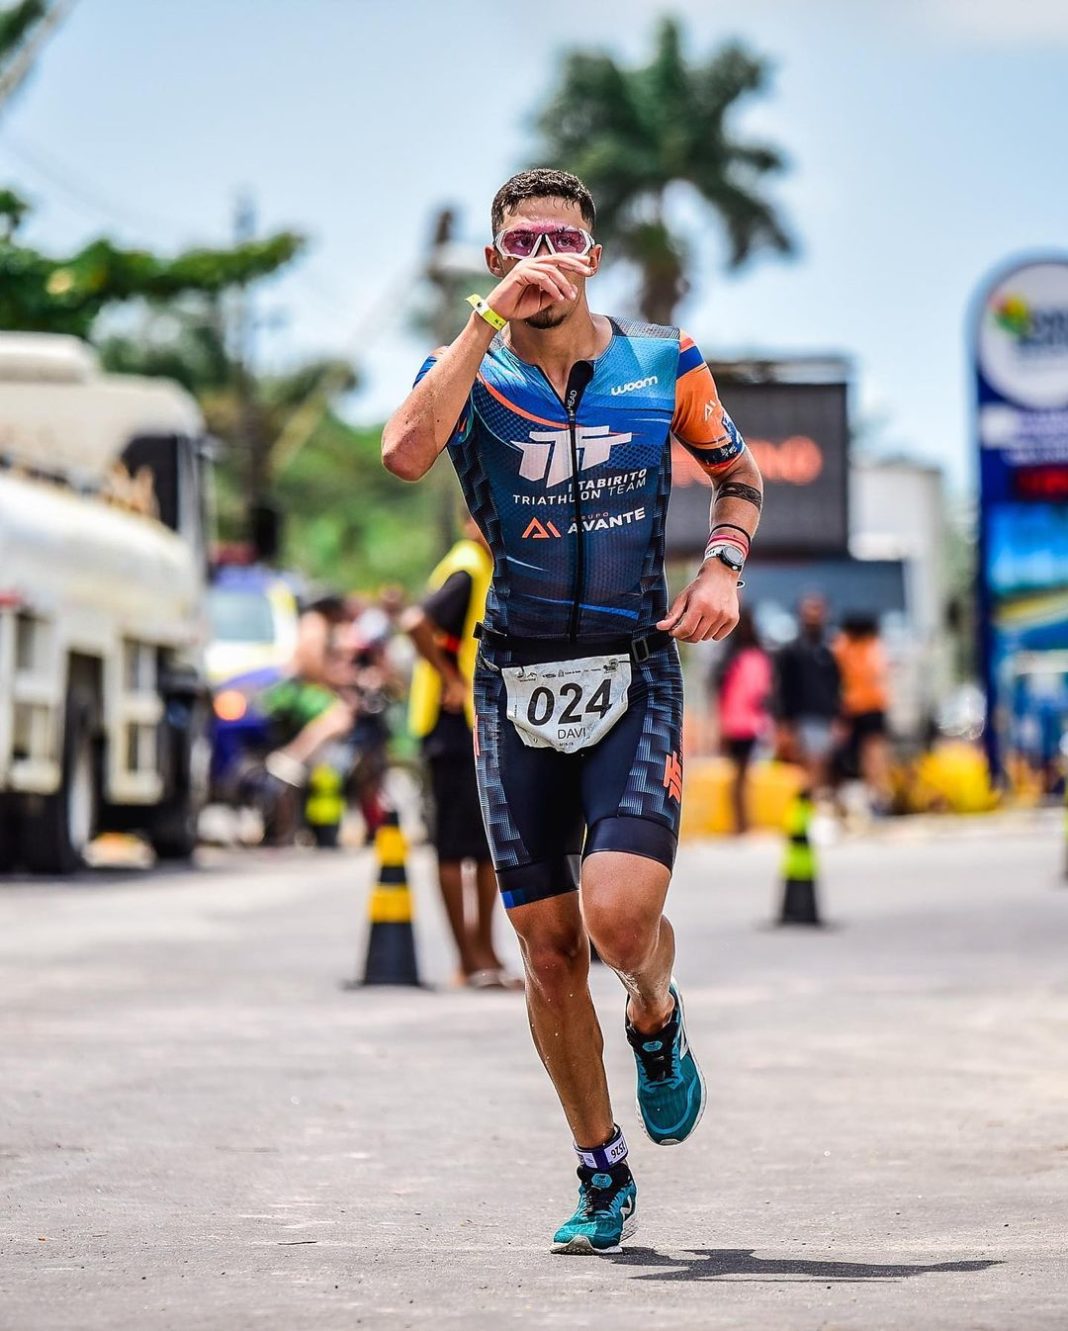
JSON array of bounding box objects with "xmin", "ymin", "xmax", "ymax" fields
[{"xmin": 502, "ymin": 654, "xmax": 632, "ymax": 754}]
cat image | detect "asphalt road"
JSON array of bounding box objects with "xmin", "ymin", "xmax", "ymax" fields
[{"xmin": 1, "ymin": 812, "xmax": 1066, "ymax": 1331}]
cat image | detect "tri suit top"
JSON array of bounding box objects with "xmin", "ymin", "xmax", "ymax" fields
[
  {"xmin": 415, "ymin": 319, "xmax": 747, "ymax": 642},
  {"xmin": 413, "ymin": 319, "xmax": 751, "ymax": 908}
]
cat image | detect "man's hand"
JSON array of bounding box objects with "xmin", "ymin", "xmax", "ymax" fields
[
  {"xmin": 486, "ymin": 254, "xmax": 592, "ymax": 323},
  {"xmin": 657, "ymin": 560, "xmax": 741, "ymax": 643},
  {"xmin": 440, "ymin": 670, "xmax": 468, "ymax": 713}
]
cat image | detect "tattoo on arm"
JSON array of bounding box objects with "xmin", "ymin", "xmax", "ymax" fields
[{"xmin": 716, "ymin": 480, "xmax": 763, "ymax": 510}]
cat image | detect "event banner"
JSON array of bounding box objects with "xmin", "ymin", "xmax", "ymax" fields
[
  {"xmin": 666, "ymin": 380, "xmax": 849, "ymax": 558},
  {"xmin": 975, "ymin": 256, "xmax": 1068, "ymax": 778}
]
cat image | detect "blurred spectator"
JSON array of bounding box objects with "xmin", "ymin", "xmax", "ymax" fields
[
  {"xmin": 774, "ymin": 595, "xmax": 842, "ymax": 792},
  {"xmin": 403, "ymin": 518, "xmax": 519, "ymax": 990},
  {"xmin": 266, "ymin": 593, "xmax": 359, "ymax": 772},
  {"xmin": 258, "ymin": 594, "xmax": 360, "ymax": 842},
  {"xmin": 712, "ymin": 607, "xmax": 772, "ymax": 833},
  {"xmin": 375, "ymin": 584, "xmax": 417, "ymax": 691},
  {"xmin": 377, "ymin": 583, "xmax": 409, "ymax": 628},
  {"xmin": 344, "ymin": 605, "xmax": 403, "ymax": 839},
  {"xmin": 834, "ymin": 613, "xmax": 892, "ymax": 813}
]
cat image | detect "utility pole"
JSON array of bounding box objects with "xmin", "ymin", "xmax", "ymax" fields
[
  {"xmin": 424, "ymin": 207, "xmax": 487, "ymax": 553},
  {"xmin": 231, "ymin": 192, "xmax": 276, "ymax": 560}
]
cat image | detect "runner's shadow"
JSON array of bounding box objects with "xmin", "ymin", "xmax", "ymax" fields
[{"xmin": 616, "ymin": 1248, "xmax": 1001, "ymax": 1284}]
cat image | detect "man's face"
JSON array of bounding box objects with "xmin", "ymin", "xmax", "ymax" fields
[
  {"xmin": 485, "ymin": 196, "xmax": 601, "ymax": 330},
  {"xmin": 799, "ymin": 597, "xmax": 828, "ymax": 634}
]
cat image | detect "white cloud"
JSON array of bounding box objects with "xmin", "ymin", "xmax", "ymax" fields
[{"xmin": 926, "ymin": 0, "xmax": 1068, "ymax": 44}]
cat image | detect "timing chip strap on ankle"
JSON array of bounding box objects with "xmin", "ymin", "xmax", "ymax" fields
[{"xmin": 574, "ymin": 1124, "xmax": 628, "ymax": 1171}]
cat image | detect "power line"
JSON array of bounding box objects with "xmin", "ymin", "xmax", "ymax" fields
[
  {"xmin": 1, "ymin": 132, "xmax": 186, "ymax": 236},
  {"xmin": 2, "ymin": 132, "xmax": 361, "ymax": 322}
]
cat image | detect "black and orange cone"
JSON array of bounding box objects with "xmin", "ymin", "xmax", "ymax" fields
[{"xmin": 356, "ymin": 808, "xmax": 423, "ymax": 986}]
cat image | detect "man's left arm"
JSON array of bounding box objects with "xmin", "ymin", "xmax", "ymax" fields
[{"xmin": 658, "ymin": 336, "xmax": 764, "ymax": 643}]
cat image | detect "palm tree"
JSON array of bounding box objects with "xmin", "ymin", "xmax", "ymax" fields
[
  {"xmin": 0, "ymin": 1, "xmax": 74, "ymax": 112},
  {"xmin": 536, "ymin": 18, "xmax": 794, "ymax": 325}
]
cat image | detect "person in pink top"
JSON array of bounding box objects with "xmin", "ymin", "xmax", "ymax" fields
[{"xmin": 713, "ymin": 607, "xmax": 772, "ymax": 833}]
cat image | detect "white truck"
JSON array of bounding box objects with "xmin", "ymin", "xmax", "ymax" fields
[{"xmin": 0, "ymin": 333, "xmax": 211, "ymax": 872}]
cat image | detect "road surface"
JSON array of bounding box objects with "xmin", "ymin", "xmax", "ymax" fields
[{"xmin": 1, "ymin": 812, "xmax": 1065, "ymax": 1329}]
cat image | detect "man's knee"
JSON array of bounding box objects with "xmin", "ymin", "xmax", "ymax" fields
[
  {"xmin": 583, "ymin": 907, "xmax": 658, "ymax": 976},
  {"xmin": 581, "ymin": 849, "xmax": 670, "ymax": 975},
  {"xmin": 515, "ymin": 920, "xmax": 588, "ymax": 993}
]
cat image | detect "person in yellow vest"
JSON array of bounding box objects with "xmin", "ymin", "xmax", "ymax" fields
[{"xmin": 404, "ymin": 518, "xmax": 520, "ymax": 989}]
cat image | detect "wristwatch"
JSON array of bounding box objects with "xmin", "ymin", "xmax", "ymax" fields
[{"xmin": 703, "ymin": 543, "xmax": 746, "ymax": 586}]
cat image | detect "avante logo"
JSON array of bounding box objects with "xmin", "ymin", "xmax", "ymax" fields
[
  {"xmin": 522, "ymin": 518, "xmax": 561, "ymax": 539},
  {"xmin": 611, "ymin": 374, "xmax": 658, "ymax": 396},
  {"xmin": 512, "ymin": 425, "xmax": 632, "ymax": 487}
]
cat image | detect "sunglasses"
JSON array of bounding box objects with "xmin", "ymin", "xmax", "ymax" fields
[{"xmin": 494, "ymin": 223, "xmax": 595, "ymax": 260}]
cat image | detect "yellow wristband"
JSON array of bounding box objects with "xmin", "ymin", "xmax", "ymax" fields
[{"xmin": 466, "ymin": 293, "xmax": 506, "ymax": 332}]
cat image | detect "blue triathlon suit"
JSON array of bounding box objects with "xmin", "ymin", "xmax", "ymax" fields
[{"xmin": 415, "ymin": 319, "xmax": 747, "ymax": 910}]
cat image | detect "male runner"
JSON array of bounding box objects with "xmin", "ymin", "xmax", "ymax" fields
[{"xmin": 383, "ymin": 168, "xmax": 763, "ymax": 1253}]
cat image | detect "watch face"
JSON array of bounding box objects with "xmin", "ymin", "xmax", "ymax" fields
[{"xmin": 713, "ymin": 545, "xmax": 744, "ymax": 571}]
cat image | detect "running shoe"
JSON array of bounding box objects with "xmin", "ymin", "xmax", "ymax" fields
[
  {"xmin": 551, "ymin": 1163, "xmax": 638, "ymax": 1254},
  {"xmin": 626, "ymin": 978, "xmax": 706, "ymax": 1145}
]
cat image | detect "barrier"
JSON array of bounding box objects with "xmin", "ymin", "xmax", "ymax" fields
[
  {"xmin": 305, "ymin": 763, "xmax": 345, "ymax": 848},
  {"xmin": 356, "ymin": 808, "xmax": 422, "ymax": 986},
  {"xmin": 778, "ymin": 789, "xmax": 822, "ymax": 926}
]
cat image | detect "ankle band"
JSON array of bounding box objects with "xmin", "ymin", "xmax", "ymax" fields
[{"xmin": 574, "ymin": 1124, "xmax": 628, "ymax": 1171}]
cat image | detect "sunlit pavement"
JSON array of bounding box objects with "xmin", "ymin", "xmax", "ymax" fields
[{"xmin": 0, "ymin": 811, "xmax": 1065, "ymax": 1330}]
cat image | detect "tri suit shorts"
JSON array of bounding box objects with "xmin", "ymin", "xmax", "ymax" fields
[{"xmin": 472, "ymin": 639, "xmax": 685, "ymax": 911}]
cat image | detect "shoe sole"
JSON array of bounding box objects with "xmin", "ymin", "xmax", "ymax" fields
[
  {"xmin": 551, "ymin": 1215, "xmax": 639, "ymax": 1255},
  {"xmin": 634, "ymin": 978, "xmax": 707, "ymax": 1147}
]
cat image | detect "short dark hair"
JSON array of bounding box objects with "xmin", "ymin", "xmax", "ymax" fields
[{"xmin": 490, "ymin": 168, "xmax": 596, "ymax": 235}]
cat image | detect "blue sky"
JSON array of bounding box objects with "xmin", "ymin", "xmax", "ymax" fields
[{"xmin": 2, "ymin": 0, "xmax": 1067, "ymax": 492}]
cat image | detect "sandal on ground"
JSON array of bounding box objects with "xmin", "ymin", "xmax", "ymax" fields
[{"xmin": 466, "ymin": 968, "xmax": 524, "ymax": 991}]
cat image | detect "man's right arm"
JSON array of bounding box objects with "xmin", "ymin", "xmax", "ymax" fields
[
  {"xmin": 382, "ymin": 315, "xmax": 496, "ymax": 482},
  {"xmin": 382, "ymin": 252, "xmax": 592, "ymax": 482}
]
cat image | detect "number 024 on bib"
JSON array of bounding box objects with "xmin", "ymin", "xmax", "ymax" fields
[{"xmin": 502, "ymin": 654, "xmax": 632, "ymax": 755}]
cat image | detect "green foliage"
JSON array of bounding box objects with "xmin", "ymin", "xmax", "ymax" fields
[
  {"xmin": 0, "ymin": 232, "xmax": 305, "ymax": 338},
  {"xmin": 0, "ymin": 185, "xmax": 28, "ymax": 236},
  {"xmin": 97, "ymin": 300, "xmax": 231, "ymax": 392},
  {"xmin": 275, "ymin": 411, "xmax": 453, "ymax": 592},
  {"xmin": 0, "ymin": 0, "xmax": 438, "ymax": 595},
  {"xmin": 535, "ymin": 17, "xmax": 794, "ymax": 323},
  {"xmin": 0, "ymin": 0, "xmax": 45, "ymax": 65}
]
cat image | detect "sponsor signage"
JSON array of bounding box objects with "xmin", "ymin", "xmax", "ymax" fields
[
  {"xmin": 666, "ymin": 381, "xmax": 849, "ymax": 557},
  {"xmin": 974, "ymin": 256, "xmax": 1068, "ymax": 777}
]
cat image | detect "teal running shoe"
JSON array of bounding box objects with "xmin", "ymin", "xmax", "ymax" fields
[
  {"xmin": 626, "ymin": 978, "xmax": 706, "ymax": 1145},
  {"xmin": 551, "ymin": 1163, "xmax": 638, "ymax": 1254}
]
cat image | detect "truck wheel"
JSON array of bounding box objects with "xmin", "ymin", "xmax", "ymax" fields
[
  {"xmin": 21, "ymin": 688, "xmax": 99, "ymax": 875},
  {"xmin": 0, "ymin": 803, "xmax": 18, "ymax": 873},
  {"xmin": 149, "ymin": 807, "xmax": 198, "ymax": 860},
  {"xmin": 149, "ymin": 699, "xmax": 209, "ymax": 861}
]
